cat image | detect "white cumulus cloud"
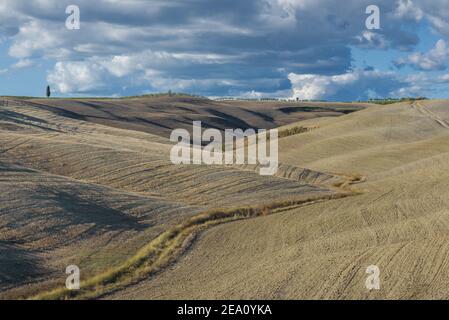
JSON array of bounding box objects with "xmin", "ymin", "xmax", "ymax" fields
[
  {"xmin": 395, "ymin": 39, "xmax": 449, "ymax": 70},
  {"xmin": 288, "ymin": 69, "xmax": 406, "ymax": 101},
  {"xmin": 47, "ymin": 61, "xmax": 105, "ymax": 93}
]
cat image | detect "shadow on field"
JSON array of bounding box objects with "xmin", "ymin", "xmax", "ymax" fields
[
  {"xmin": 0, "ymin": 110, "xmax": 62, "ymax": 133},
  {"xmin": 32, "ymin": 185, "xmax": 146, "ymax": 234},
  {"xmin": 0, "ymin": 242, "xmax": 46, "ymax": 289}
]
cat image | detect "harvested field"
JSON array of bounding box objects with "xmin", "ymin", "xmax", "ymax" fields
[
  {"xmin": 2, "ymin": 97, "xmax": 448, "ymax": 300},
  {"xmin": 105, "ymin": 100, "xmax": 449, "ymax": 300},
  {"xmin": 0, "ymin": 97, "xmax": 350, "ymax": 299},
  {"xmin": 16, "ymin": 97, "xmax": 365, "ymax": 138}
]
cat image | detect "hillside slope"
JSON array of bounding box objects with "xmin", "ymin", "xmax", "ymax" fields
[
  {"xmin": 16, "ymin": 97, "xmax": 365, "ymax": 138},
  {"xmin": 108, "ymin": 100, "xmax": 449, "ymax": 299},
  {"xmin": 0, "ymin": 99, "xmax": 345, "ymax": 299}
]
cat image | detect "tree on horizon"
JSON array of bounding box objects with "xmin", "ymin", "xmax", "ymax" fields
[{"xmin": 46, "ymin": 85, "xmax": 51, "ymax": 98}]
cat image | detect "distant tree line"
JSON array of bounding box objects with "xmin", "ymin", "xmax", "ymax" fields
[
  {"xmin": 124, "ymin": 92, "xmax": 205, "ymax": 99},
  {"xmin": 214, "ymin": 97, "xmax": 328, "ymax": 102},
  {"xmin": 360, "ymin": 97, "xmax": 428, "ymax": 105}
]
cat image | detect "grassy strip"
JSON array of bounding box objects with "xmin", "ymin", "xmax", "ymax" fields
[
  {"xmin": 278, "ymin": 126, "xmax": 310, "ymax": 138},
  {"xmin": 221, "ymin": 126, "xmax": 313, "ymax": 153},
  {"xmin": 32, "ymin": 192, "xmax": 356, "ymax": 300}
]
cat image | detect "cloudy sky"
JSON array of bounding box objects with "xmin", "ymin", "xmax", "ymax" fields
[{"xmin": 0, "ymin": 0, "xmax": 449, "ymax": 100}]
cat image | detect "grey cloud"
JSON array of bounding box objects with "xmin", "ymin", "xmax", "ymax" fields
[{"xmin": 0, "ymin": 0, "xmax": 448, "ymax": 97}]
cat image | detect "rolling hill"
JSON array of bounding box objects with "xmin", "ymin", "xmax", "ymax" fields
[
  {"xmin": 1, "ymin": 97, "xmax": 448, "ymax": 299},
  {"xmin": 0, "ymin": 97, "xmax": 355, "ymax": 299},
  {"xmin": 106, "ymin": 99, "xmax": 449, "ymax": 300}
]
